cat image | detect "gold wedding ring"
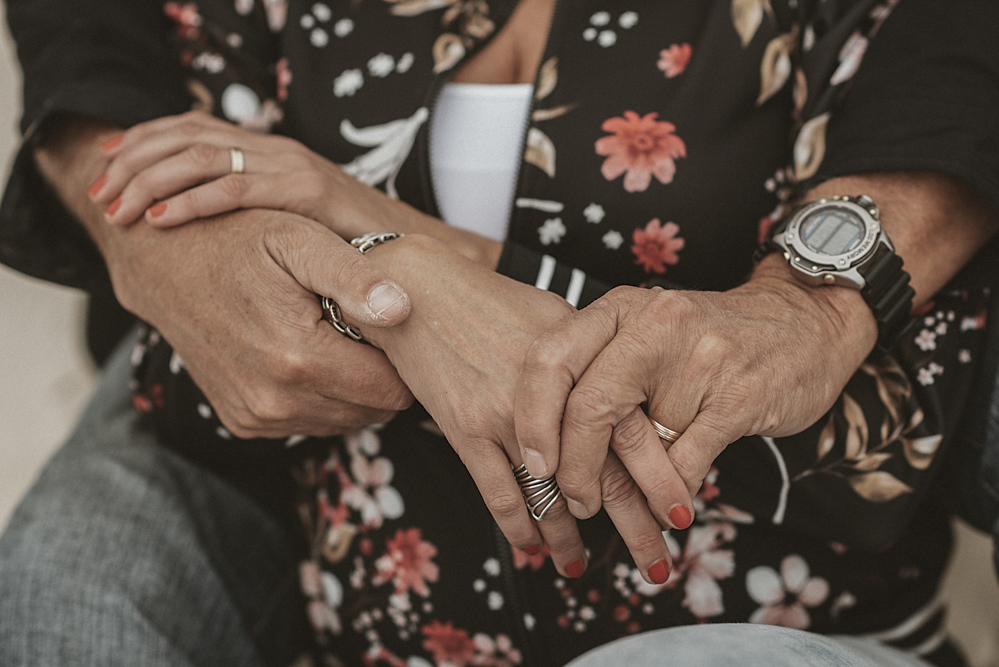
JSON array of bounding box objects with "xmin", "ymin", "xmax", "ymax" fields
[
  {"xmin": 229, "ymin": 147, "xmax": 245, "ymax": 174},
  {"xmin": 650, "ymin": 418, "xmax": 682, "ymax": 446}
]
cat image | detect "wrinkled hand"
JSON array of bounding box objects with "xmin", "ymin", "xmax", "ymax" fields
[
  {"xmin": 101, "ymin": 207, "xmax": 415, "ymax": 438},
  {"xmin": 90, "ymin": 111, "xmax": 501, "ymax": 268},
  {"xmin": 352, "ymin": 234, "xmax": 675, "ymax": 584},
  {"xmin": 515, "ymin": 258, "xmax": 877, "ymax": 526}
]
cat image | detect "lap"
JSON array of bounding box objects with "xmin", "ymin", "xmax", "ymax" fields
[{"xmin": 0, "ymin": 331, "xmax": 299, "ymax": 667}]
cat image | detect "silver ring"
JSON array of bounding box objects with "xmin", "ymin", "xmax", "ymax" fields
[
  {"xmin": 320, "ymin": 296, "xmax": 365, "ymax": 342},
  {"xmin": 512, "ymin": 464, "xmax": 562, "ymax": 521},
  {"xmin": 229, "ymin": 147, "xmax": 245, "ymax": 174},
  {"xmin": 650, "ymin": 417, "xmax": 682, "ymax": 445}
]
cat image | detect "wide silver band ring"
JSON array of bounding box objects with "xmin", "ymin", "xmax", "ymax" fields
[
  {"xmin": 650, "ymin": 417, "xmax": 683, "ymax": 445},
  {"xmin": 229, "ymin": 147, "xmax": 245, "ymax": 174},
  {"xmin": 512, "ymin": 464, "xmax": 562, "ymax": 521}
]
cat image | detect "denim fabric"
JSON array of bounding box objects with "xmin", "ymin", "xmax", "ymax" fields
[
  {"xmin": 0, "ymin": 332, "xmax": 298, "ymax": 667},
  {"xmin": 566, "ymin": 625, "xmax": 934, "ymax": 667}
]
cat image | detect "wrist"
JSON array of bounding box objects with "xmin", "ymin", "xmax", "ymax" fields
[{"xmin": 747, "ymin": 253, "xmax": 878, "ymax": 362}]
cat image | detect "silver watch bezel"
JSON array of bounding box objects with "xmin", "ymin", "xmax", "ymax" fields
[{"xmin": 774, "ymin": 196, "xmax": 887, "ymax": 290}]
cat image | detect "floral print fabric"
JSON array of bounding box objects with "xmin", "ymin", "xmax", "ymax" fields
[{"xmin": 126, "ymin": 0, "xmax": 989, "ymax": 665}]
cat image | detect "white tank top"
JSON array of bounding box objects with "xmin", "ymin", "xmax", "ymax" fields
[{"xmin": 429, "ymin": 83, "xmax": 534, "ymax": 242}]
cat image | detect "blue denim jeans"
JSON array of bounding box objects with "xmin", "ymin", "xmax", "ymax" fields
[{"xmin": 0, "ymin": 332, "xmax": 300, "ymax": 667}]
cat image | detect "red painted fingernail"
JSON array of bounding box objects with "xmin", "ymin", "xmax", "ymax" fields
[
  {"xmin": 148, "ymin": 202, "xmax": 167, "ymax": 217},
  {"xmin": 668, "ymin": 504, "xmax": 692, "ymax": 529},
  {"xmin": 88, "ymin": 173, "xmax": 107, "ymax": 198},
  {"xmin": 101, "ymin": 136, "xmax": 123, "ymax": 152},
  {"xmin": 524, "ymin": 544, "xmax": 542, "ymax": 556},
  {"xmin": 105, "ymin": 197, "xmax": 122, "ymax": 216},
  {"xmin": 566, "ymin": 558, "xmax": 585, "ymax": 578},
  {"xmin": 648, "ymin": 559, "xmax": 670, "ymax": 585}
]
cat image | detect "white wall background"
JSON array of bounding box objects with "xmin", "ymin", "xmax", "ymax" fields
[{"xmin": 0, "ymin": 7, "xmax": 994, "ymax": 665}]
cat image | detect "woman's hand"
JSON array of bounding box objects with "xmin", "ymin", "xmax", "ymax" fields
[
  {"xmin": 515, "ymin": 254, "xmax": 878, "ymax": 524},
  {"xmin": 88, "ymin": 111, "xmax": 502, "ymax": 269},
  {"xmin": 351, "ymin": 234, "xmax": 676, "ymax": 584}
]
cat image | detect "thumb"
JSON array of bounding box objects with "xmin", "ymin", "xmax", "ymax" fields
[{"xmin": 267, "ymin": 222, "xmax": 411, "ymax": 327}]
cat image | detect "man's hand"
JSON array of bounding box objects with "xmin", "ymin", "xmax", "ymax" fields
[{"xmin": 35, "ymin": 115, "xmax": 415, "ymax": 438}]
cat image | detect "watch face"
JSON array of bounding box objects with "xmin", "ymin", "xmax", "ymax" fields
[{"xmin": 799, "ymin": 207, "xmax": 864, "ymax": 257}]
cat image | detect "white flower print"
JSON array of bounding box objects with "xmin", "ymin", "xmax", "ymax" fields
[
  {"xmin": 234, "ymin": 0, "xmax": 253, "ymax": 15},
  {"xmin": 339, "ymin": 107, "xmax": 430, "ymax": 199},
  {"xmin": 396, "ymin": 52, "xmax": 415, "ymax": 73},
  {"xmin": 597, "ymin": 30, "xmax": 617, "ymax": 47},
  {"xmin": 914, "ymin": 328, "xmax": 936, "ymax": 351},
  {"xmin": 169, "ymin": 351, "xmax": 184, "ymax": 374},
  {"xmin": 618, "ymin": 11, "xmax": 638, "ymax": 29},
  {"xmin": 583, "ymin": 202, "xmax": 606, "ymax": 223},
  {"xmin": 829, "ymin": 30, "xmax": 868, "ymax": 86},
  {"xmin": 664, "ymin": 522, "xmax": 736, "ymax": 619},
  {"xmin": 197, "ymin": 402, "xmax": 212, "ymax": 419},
  {"xmin": 341, "ymin": 450, "xmax": 404, "ymax": 528},
  {"xmin": 368, "ymin": 53, "xmax": 396, "ymax": 77},
  {"xmin": 590, "ymin": 11, "xmax": 611, "ymax": 26},
  {"xmin": 333, "ymin": 17, "xmax": 354, "ymax": 37},
  {"xmin": 538, "ymin": 218, "xmax": 566, "ymax": 245},
  {"xmin": 263, "ymin": 0, "xmax": 287, "ymax": 31},
  {"xmin": 220, "ymin": 84, "xmax": 283, "ymax": 132},
  {"xmin": 917, "ymin": 367, "xmax": 935, "ymax": 386},
  {"xmin": 959, "ymin": 349, "xmax": 971, "ymax": 363},
  {"xmin": 192, "ymin": 52, "xmax": 225, "ymax": 73},
  {"xmin": 310, "ymin": 28, "xmax": 329, "ymax": 47},
  {"xmin": 746, "ymin": 554, "xmax": 829, "ymax": 629},
  {"xmin": 487, "ymin": 591, "xmax": 504, "ymax": 610},
  {"xmin": 333, "ymin": 68, "xmax": 364, "ymax": 97},
  {"xmin": 311, "ymin": 2, "xmax": 331, "ymax": 22},
  {"xmin": 583, "ymin": 27, "xmax": 597, "ymax": 41},
  {"xmin": 602, "ymin": 230, "xmax": 624, "ymax": 250}
]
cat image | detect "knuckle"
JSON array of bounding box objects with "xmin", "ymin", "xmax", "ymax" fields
[
  {"xmin": 565, "ymin": 383, "xmax": 616, "ymax": 429},
  {"xmin": 216, "ymin": 173, "xmax": 251, "ymax": 200},
  {"xmin": 186, "ymin": 143, "xmax": 220, "ymax": 169},
  {"xmin": 243, "ymin": 386, "xmax": 297, "ymax": 423},
  {"xmin": 611, "ymin": 413, "xmax": 650, "ymax": 456},
  {"xmin": 486, "ymin": 490, "xmax": 528, "ymax": 523},
  {"xmin": 524, "ymin": 334, "xmax": 571, "ymax": 374},
  {"xmin": 599, "ymin": 463, "xmax": 644, "ymax": 507}
]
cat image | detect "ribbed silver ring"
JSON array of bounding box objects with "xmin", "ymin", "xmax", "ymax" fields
[{"xmin": 512, "ymin": 464, "xmax": 562, "ymax": 521}]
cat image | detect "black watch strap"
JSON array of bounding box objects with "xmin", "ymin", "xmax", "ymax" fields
[{"xmin": 856, "ymin": 242, "xmax": 916, "ymax": 347}]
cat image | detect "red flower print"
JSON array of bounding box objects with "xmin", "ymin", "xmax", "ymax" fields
[
  {"xmin": 276, "ymin": 58, "xmax": 292, "ymax": 102},
  {"xmin": 374, "ymin": 527, "xmax": 439, "ymax": 597},
  {"xmin": 511, "ymin": 544, "xmax": 550, "ymax": 571},
  {"xmin": 658, "ymin": 43, "xmax": 692, "ymax": 78},
  {"xmin": 595, "ymin": 111, "xmax": 686, "ymax": 192},
  {"xmin": 421, "ymin": 620, "xmax": 476, "ymax": 666},
  {"xmin": 163, "ymin": 2, "xmax": 202, "ymax": 40},
  {"xmin": 631, "ymin": 219, "xmax": 684, "ymax": 273}
]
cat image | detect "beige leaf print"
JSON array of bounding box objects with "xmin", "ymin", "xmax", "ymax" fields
[
  {"xmin": 792, "ymin": 67, "xmax": 807, "ymax": 116},
  {"xmin": 842, "ymin": 393, "xmax": 868, "ymax": 461},
  {"xmin": 525, "ymin": 127, "xmax": 556, "ymax": 178},
  {"xmin": 816, "ymin": 412, "xmax": 836, "ymax": 461},
  {"xmin": 757, "ymin": 31, "xmax": 796, "ymax": 106},
  {"xmin": 731, "ymin": 0, "xmax": 773, "ymax": 47},
  {"xmin": 321, "ymin": 523, "xmax": 358, "ymax": 563},
  {"xmin": 793, "ymin": 111, "xmax": 829, "ymax": 181},
  {"xmin": 535, "ymin": 57, "xmax": 558, "ymax": 100},
  {"xmin": 852, "ymin": 452, "xmax": 893, "ymax": 472},
  {"xmin": 860, "ymin": 358, "xmax": 911, "ymax": 426},
  {"xmin": 848, "ymin": 471, "xmax": 913, "ymax": 503},
  {"xmin": 432, "ymin": 33, "xmax": 466, "ymax": 73},
  {"xmin": 533, "ymin": 104, "xmax": 576, "ymax": 122},
  {"xmin": 186, "ymin": 79, "xmax": 215, "ymax": 113},
  {"xmin": 903, "ymin": 434, "xmax": 942, "ymax": 470},
  {"xmin": 386, "ymin": 0, "xmax": 458, "ymax": 17}
]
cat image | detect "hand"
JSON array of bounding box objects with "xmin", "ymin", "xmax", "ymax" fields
[
  {"xmin": 35, "ymin": 115, "xmax": 416, "ymax": 439},
  {"xmin": 90, "ymin": 111, "xmax": 502, "ymax": 269},
  {"xmin": 515, "ymin": 256, "xmax": 878, "ymax": 524},
  {"xmin": 353, "ymin": 234, "xmax": 676, "ymax": 584}
]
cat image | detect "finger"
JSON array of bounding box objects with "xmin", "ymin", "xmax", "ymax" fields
[
  {"xmin": 599, "ymin": 452, "xmax": 673, "ymax": 585},
  {"xmin": 609, "ymin": 407, "xmax": 694, "ymax": 529},
  {"xmin": 664, "ymin": 413, "xmax": 734, "ymax": 500},
  {"xmin": 515, "ymin": 296, "xmax": 620, "ymax": 488},
  {"xmin": 141, "ymin": 172, "xmax": 305, "ymax": 229},
  {"xmin": 107, "ymin": 145, "xmax": 246, "ymax": 226},
  {"xmin": 92, "ymin": 112, "xmax": 248, "ymax": 204},
  {"xmin": 502, "ymin": 445, "xmax": 589, "ymax": 579},
  {"xmin": 266, "ymin": 220, "xmax": 412, "ymax": 328}
]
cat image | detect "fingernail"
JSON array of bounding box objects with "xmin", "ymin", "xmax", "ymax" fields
[
  {"xmin": 668, "ymin": 504, "xmax": 692, "ymax": 529},
  {"xmin": 105, "ymin": 197, "xmax": 122, "ymax": 217},
  {"xmin": 101, "ymin": 136, "xmax": 123, "ymax": 152},
  {"xmin": 648, "ymin": 559, "xmax": 670, "ymax": 584},
  {"xmin": 367, "ymin": 282, "xmax": 409, "ymax": 321},
  {"xmin": 88, "ymin": 173, "xmax": 107, "ymax": 198},
  {"xmin": 147, "ymin": 202, "xmax": 167, "ymax": 217},
  {"xmin": 523, "ymin": 448, "xmax": 549, "ymax": 478},
  {"xmin": 524, "ymin": 544, "xmax": 542, "ymax": 556},
  {"xmin": 566, "ymin": 558, "xmax": 585, "ymax": 578},
  {"xmin": 566, "ymin": 497, "xmax": 591, "ymax": 519}
]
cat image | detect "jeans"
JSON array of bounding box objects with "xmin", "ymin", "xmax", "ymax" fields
[{"xmin": 0, "ymin": 332, "xmax": 300, "ymax": 667}]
